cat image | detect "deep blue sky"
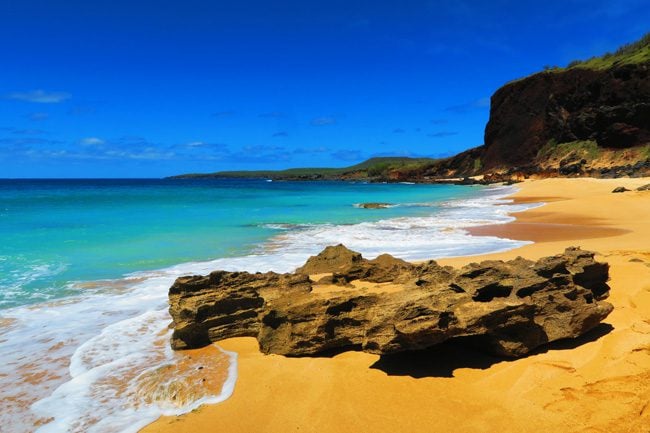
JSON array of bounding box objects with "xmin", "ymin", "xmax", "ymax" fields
[{"xmin": 1, "ymin": 0, "xmax": 648, "ymax": 178}]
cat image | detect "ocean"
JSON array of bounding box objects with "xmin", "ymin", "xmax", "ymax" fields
[{"xmin": 0, "ymin": 178, "xmax": 537, "ymax": 432}]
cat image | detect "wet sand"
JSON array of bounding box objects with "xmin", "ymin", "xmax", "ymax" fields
[{"xmin": 143, "ymin": 177, "xmax": 650, "ymax": 433}]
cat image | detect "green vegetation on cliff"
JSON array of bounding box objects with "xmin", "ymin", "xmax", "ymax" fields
[
  {"xmin": 537, "ymin": 140, "xmax": 602, "ymax": 161},
  {"xmin": 566, "ymin": 32, "xmax": 650, "ymax": 70},
  {"xmin": 536, "ymin": 140, "xmax": 650, "ymax": 171},
  {"xmin": 519, "ymin": 32, "xmax": 650, "ymax": 78}
]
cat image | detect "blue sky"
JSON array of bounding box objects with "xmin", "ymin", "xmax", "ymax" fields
[{"xmin": 1, "ymin": 0, "xmax": 648, "ymax": 178}]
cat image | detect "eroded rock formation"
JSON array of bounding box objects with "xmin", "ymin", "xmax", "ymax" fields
[{"xmin": 169, "ymin": 245, "xmax": 612, "ymax": 358}]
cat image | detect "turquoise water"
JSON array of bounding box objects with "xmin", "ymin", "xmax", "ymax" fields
[
  {"xmin": 0, "ymin": 178, "xmax": 537, "ymax": 433},
  {"xmin": 0, "ymin": 179, "xmax": 480, "ymax": 309}
]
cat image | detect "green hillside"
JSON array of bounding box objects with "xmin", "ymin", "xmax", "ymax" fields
[{"xmin": 170, "ymin": 156, "xmax": 438, "ymax": 180}]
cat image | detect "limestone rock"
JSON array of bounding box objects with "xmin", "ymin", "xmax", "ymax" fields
[
  {"xmin": 169, "ymin": 271, "xmax": 311, "ymax": 350},
  {"xmin": 169, "ymin": 245, "xmax": 613, "ymax": 358},
  {"xmin": 295, "ymin": 244, "xmax": 363, "ymax": 275}
]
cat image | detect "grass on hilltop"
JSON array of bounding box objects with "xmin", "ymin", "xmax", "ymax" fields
[
  {"xmin": 513, "ymin": 32, "xmax": 650, "ymax": 81},
  {"xmin": 566, "ymin": 32, "xmax": 650, "ymax": 70}
]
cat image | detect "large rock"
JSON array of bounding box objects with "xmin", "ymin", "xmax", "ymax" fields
[{"xmin": 169, "ymin": 246, "xmax": 613, "ymax": 358}]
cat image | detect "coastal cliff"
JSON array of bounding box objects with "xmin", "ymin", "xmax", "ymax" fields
[
  {"xmin": 418, "ymin": 34, "xmax": 650, "ymax": 180},
  {"xmin": 483, "ymin": 64, "xmax": 650, "ymax": 167},
  {"xmin": 168, "ymin": 245, "xmax": 612, "ymax": 358}
]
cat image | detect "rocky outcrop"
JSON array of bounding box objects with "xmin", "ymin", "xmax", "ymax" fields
[
  {"xmin": 483, "ymin": 63, "xmax": 650, "ymax": 170},
  {"xmin": 169, "ymin": 245, "xmax": 613, "ymax": 358}
]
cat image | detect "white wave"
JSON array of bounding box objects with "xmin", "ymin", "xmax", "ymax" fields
[
  {"xmin": 259, "ymin": 186, "xmax": 536, "ymax": 261},
  {"xmin": 0, "ymin": 184, "xmax": 542, "ymax": 433},
  {"xmin": 32, "ymin": 308, "xmax": 238, "ymax": 433},
  {"xmin": 260, "ymin": 223, "xmax": 318, "ymax": 231},
  {"xmin": 0, "ymin": 257, "xmax": 68, "ymax": 307}
]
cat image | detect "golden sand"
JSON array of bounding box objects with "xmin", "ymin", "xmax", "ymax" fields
[{"xmin": 143, "ymin": 177, "xmax": 650, "ymax": 433}]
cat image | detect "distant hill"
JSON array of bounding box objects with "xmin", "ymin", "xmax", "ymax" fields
[{"xmin": 169, "ymin": 157, "xmax": 439, "ymax": 181}]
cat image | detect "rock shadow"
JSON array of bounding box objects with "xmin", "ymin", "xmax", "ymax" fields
[
  {"xmin": 369, "ymin": 336, "xmax": 502, "ymax": 378},
  {"xmin": 369, "ymin": 323, "xmax": 614, "ymax": 378},
  {"xmin": 532, "ymin": 322, "xmax": 614, "ymax": 354}
]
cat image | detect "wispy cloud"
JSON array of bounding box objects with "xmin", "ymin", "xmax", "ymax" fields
[
  {"xmin": 445, "ymin": 97, "xmax": 490, "ymax": 114},
  {"xmin": 430, "ymin": 118, "xmax": 447, "ymax": 125},
  {"xmin": 170, "ymin": 141, "xmax": 230, "ymax": 160},
  {"xmin": 310, "ymin": 116, "xmax": 337, "ymax": 126},
  {"xmin": 393, "ymin": 128, "xmax": 406, "ymax": 133},
  {"xmin": 187, "ymin": 144, "xmax": 334, "ymax": 165},
  {"xmin": 79, "ymin": 137, "xmax": 105, "ymax": 146},
  {"xmin": 427, "ymin": 131, "xmax": 459, "ymax": 138},
  {"xmin": 80, "ymin": 136, "xmax": 175, "ymax": 160},
  {"xmin": 0, "ymin": 137, "xmax": 61, "ymax": 147},
  {"xmin": 1, "ymin": 134, "xmax": 215, "ymax": 162},
  {"xmin": 0, "ymin": 127, "xmax": 46, "ymax": 135},
  {"xmin": 6, "ymin": 90, "xmax": 71, "ymax": 103},
  {"xmin": 25, "ymin": 112, "xmax": 50, "ymax": 121},
  {"xmin": 241, "ymin": 144, "xmax": 285, "ymax": 154},
  {"xmin": 293, "ymin": 146, "xmax": 329, "ymax": 154},
  {"xmin": 178, "ymin": 141, "xmax": 228, "ymax": 150},
  {"xmin": 2, "ymin": 131, "xmax": 347, "ymax": 167},
  {"xmin": 272, "ymin": 131, "xmax": 289, "ymax": 137}
]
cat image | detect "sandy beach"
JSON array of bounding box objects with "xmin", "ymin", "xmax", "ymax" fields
[{"xmin": 143, "ymin": 177, "xmax": 650, "ymax": 433}]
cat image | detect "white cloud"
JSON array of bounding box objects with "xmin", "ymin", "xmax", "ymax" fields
[
  {"xmin": 7, "ymin": 90, "xmax": 71, "ymax": 103},
  {"xmin": 80, "ymin": 137, "xmax": 105, "ymax": 146}
]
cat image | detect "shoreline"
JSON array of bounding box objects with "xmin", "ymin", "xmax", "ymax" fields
[
  {"xmin": 144, "ymin": 176, "xmax": 650, "ymax": 433},
  {"xmin": 0, "ymin": 180, "xmax": 532, "ymax": 432}
]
